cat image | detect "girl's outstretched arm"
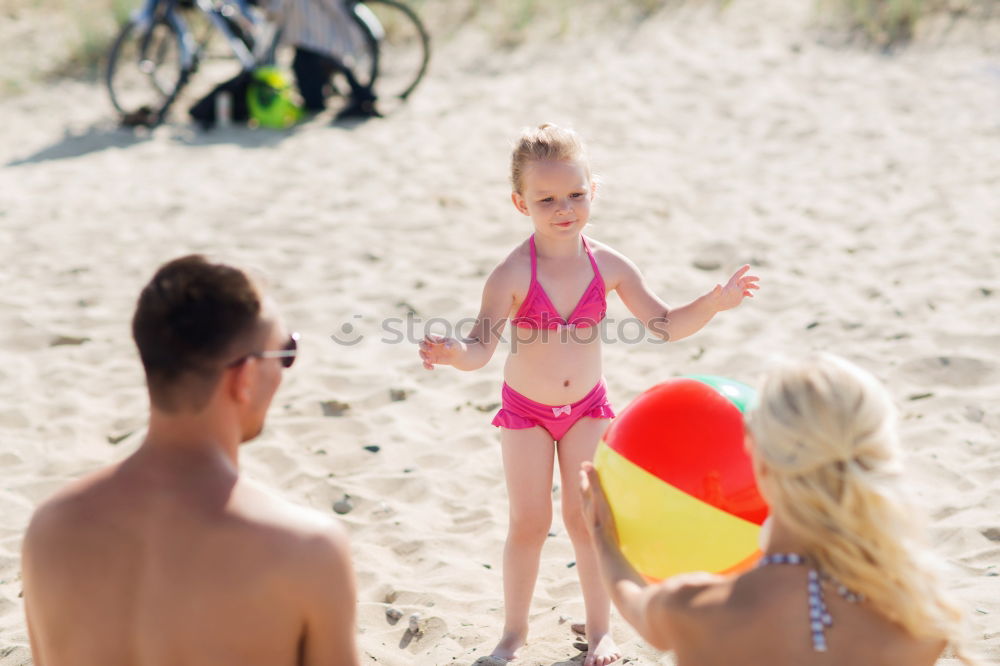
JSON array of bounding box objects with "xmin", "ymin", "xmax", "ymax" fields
[
  {"xmin": 418, "ymin": 263, "xmax": 515, "ymax": 371},
  {"xmin": 611, "ymin": 250, "xmax": 759, "ymax": 342}
]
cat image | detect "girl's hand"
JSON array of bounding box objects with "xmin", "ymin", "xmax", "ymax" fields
[
  {"xmin": 579, "ymin": 461, "xmax": 620, "ymax": 549},
  {"xmin": 711, "ymin": 264, "xmax": 760, "ymax": 311},
  {"xmin": 418, "ymin": 335, "xmax": 462, "ymax": 370}
]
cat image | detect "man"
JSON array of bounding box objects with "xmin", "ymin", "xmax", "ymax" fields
[{"xmin": 22, "ymin": 255, "xmax": 360, "ymax": 666}]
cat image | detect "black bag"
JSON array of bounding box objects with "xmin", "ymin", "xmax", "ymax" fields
[{"xmin": 188, "ymin": 71, "xmax": 252, "ymax": 129}]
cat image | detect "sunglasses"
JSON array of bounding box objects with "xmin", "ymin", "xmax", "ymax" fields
[{"xmin": 229, "ymin": 332, "xmax": 299, "ymax": 369}]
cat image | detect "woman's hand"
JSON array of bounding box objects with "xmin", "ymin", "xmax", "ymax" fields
[
  {"xmin": 418, "ymin": 335, "xmax": 462, "ymax": 370},
  {"xmin": 579, "ymin": 461, "xmax": 620, "ymax": 549},
  {"xmin": 710, "ymin": 264, "xmax": 760, "ymax": 311}
]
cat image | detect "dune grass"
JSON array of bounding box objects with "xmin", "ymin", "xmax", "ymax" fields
[
  {"xmin": 26, "ymin": 0, "xmax": 714, "ymax": 84},
  {"xmin": 6, "ymin": 0, "xmax": 996, "ymax": 91},
  {"xmin": 818, "ymin": 0, "xmax": 996, "ymax": 46},
  {"xmin": 2, "ymin": 0, "xmax": 135, "ymax": 86},
  {"xmin": 397, "ymin": 0, "xmax": 725, "ymax": 47},
  {"xmin": 57, "ymin": 0, "xmax": 134, "ymax": 77}
]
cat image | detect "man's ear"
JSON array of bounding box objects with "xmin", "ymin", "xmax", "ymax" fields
[
  {"xmin": 511, "ymin": 191, "xmax": 529, "ymax": 216},
  {"xmin": 225, "ymin": 360, "xmax": 254, "ymax": 405}
]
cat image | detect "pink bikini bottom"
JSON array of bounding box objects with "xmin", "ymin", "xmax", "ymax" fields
[{"xmin": 491, "ymin": 379, "xmax": 615, "ymax": 441}]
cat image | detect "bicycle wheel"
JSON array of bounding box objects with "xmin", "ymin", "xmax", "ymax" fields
[
  {"xmin": 106, "ymin": 14, "xmax": 186, "ymax": 122},
  {"xmin": 352, "ymin": 0, "xmax": 430, "ymax": 104}
]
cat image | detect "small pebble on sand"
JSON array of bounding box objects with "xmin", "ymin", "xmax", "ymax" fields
[
  {"xmin": 333, "ymin": 495, "xmax": 354, "ymax": 515},
  {"xmin": 320, "ymin": 400, "xmax": 350, "ymax": 417}
]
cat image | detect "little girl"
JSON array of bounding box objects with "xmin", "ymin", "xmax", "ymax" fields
[{"xmin": 418, "ymin": 124, "xmax": 759, "ymax": 665}]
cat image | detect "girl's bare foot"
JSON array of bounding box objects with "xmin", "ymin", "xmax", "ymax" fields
[
  {"xmin": 473, "ymin": 657, "xmax": 512, "ymax": 666},
  {"xmin": 490, "ymin": 628, "xmax": 527, "ymax": 662},
  {"xmin": 584, "ymin": 632, "xmax": 621, "ymax": 666}
]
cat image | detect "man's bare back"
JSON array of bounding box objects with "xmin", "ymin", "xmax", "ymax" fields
[{"xmin": 24, "ymin": 446, "xmax": 356, "ymax": 666}]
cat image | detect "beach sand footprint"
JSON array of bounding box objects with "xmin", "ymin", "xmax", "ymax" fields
[
  {"xmin": 897, "ymin": 356, "xmax": 999, "ymax": 388},
  {"xmin": 450, "ymin": 507, "xmax": 493, "ymax": 534},
  {"xmin": 691, "ymin": 240, "xmax": 742, "ymax": 273},
  {"xmin": 397, "ymin": 614, "xmax": 446, "ymax": 651}
]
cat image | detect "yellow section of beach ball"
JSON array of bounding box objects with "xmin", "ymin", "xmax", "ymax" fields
[{"xmin": 594, "ymin": 441, "xmax": 761, "ymax": 581}]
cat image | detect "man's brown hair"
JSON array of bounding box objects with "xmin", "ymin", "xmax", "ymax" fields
[{"xmin": 132, "ymin": 255, "xmax": 265, "ymax": 411}]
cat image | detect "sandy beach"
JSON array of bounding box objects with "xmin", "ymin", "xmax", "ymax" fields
[{"xmin": 1, "ymin": 0, "xmax": 999, "ymax": 663}]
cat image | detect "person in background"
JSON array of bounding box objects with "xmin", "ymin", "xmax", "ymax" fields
[{"xmin": 267, "ymin": 0, "xmax": 380, "ymax": 119}]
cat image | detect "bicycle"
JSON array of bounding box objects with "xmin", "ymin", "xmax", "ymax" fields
[
  {"xmin": 357, "ymin": 0, "xmax": 431, "ymax": 102},
  {"xmin": 106, "ymin": 0, "xmax": 430, "ymax": 126}
]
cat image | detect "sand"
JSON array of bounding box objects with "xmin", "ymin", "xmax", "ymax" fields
[{"xmin": 1, "ymin": 0, "xmax": 998, "ymax": 663}]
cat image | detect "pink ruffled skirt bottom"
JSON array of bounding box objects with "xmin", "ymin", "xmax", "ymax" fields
[{"xmin": 491, "ymin": 379, "xmax": 615, "ymax": 441}]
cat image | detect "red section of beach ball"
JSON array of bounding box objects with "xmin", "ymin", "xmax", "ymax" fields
[{"xmin": 603, "ymin": 377, "xmax": 767, "ymax": 525}]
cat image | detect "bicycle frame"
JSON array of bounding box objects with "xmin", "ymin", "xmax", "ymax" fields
[
  {"xmin": 121, "ymin": 0, "xmax": 272, "ymax": 123},
  {"xmin": 191, "ymin": 0, "xmax": 260, "ymax": 69},
  {"xmin": 129, "ymin": 0, "xmax": 259, "ymax": 75},
  {"xmin": 128, "ymin": 0, "xmax": 196, "ymax": 73}
]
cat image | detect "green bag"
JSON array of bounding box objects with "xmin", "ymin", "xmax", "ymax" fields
[{"xmin": 247, "ymin": 66, "xmax": 303, "ymax": 129}]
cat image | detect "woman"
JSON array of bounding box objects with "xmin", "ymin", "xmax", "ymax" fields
[{"xmin": 580, "ymin": 354, "xmax": 979, "ymax": 665}]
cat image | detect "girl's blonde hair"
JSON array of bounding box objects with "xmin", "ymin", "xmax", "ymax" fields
[
  {"xmin": 510, "ymin": 123, "xmax": 589, "ymax": 194},
  {"xmin": 747, "ymin": 354, "xmax": 979, "ymax": 664}
]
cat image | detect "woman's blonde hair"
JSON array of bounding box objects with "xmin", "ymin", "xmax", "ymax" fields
[
  {"xmin": 746, "ymin": 354, "xmax": 979, "ymax": 664},
  {"xmin": 510, "ymin": 123, "xmax": 589, "ymax": 194}
]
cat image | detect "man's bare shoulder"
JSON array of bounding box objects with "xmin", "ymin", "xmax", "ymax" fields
[
  {"xmin": 229, "ymin": 479, "xmax": 356, "ymax": 616},
  {"xmin": 24, "ymin": 465, "xmax": 121, "ymax": 544},
  {"xmin": 230, "ymin": 477, "xmax": 350, "ymax": 556}
]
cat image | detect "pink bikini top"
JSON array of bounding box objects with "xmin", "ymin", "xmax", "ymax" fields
[{"xmin": 512, "ymin": 235, "xmax": 607, "ymax": 329}]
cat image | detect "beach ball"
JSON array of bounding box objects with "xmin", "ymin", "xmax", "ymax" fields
[{"xmin": 594, "ymin": 375, "xmax": 768, "ymax": 581}]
